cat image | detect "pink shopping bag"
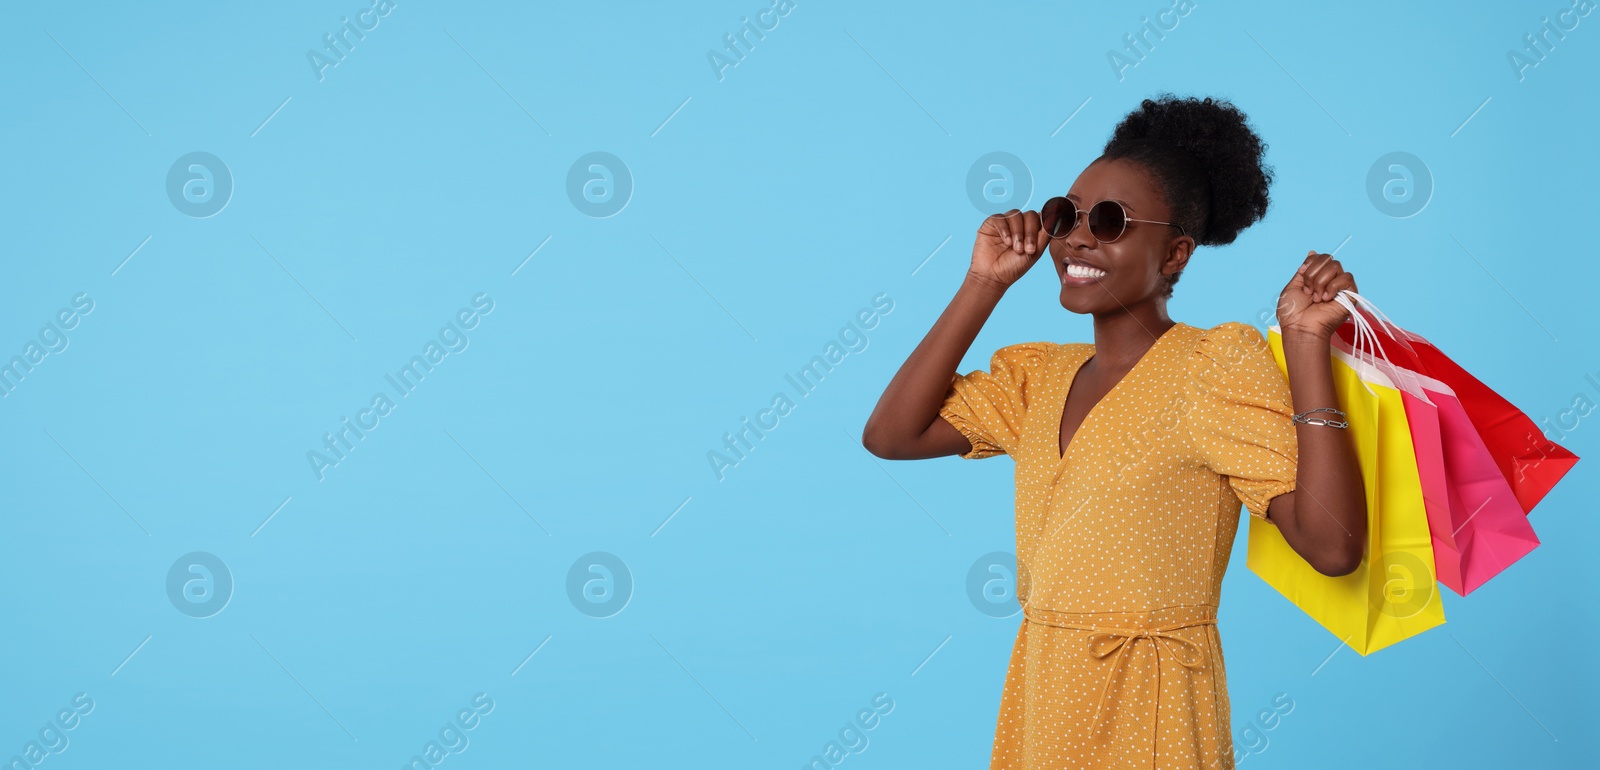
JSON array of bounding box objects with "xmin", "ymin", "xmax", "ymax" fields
[
  {"xmin": 1331, "ymin": 292, "xmax": 1541, "ymax": 596},
  {"xmin": 1330, "ymin": 297, "xmax": 1577, "ymax": 515}
]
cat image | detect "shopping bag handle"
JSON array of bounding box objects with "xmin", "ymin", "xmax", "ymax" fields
[
  {"xmin": 1333, "ymin": 289, "xmax": 1430, "ymax": 399},
  {"xmin": 1329, "ymin": 292, "xmax": 1381, "ymax": 397},
  {"xmin": 1335, "ymin": 289, "xmax": 1424, "ymax": 362},
  {"xmin": 1333, "ymin": 291, "xmax": 1379, "ymax": 362}
]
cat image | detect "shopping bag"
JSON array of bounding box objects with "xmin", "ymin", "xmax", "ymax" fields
[
  {"xmin": 1330, "ymin": 298, "xmax": 1578, "ymax": 515},
  {"xmin": 1398, "ymin": 387, "xmax": 1453, "ymax": 584},
  {"xmin": 1253, "ymin": 302, "xmax": 1445, "ymax": 655},
  {"xmin": 1328, "ymin": 292, "xmax": 1540, "ymax": 596}
]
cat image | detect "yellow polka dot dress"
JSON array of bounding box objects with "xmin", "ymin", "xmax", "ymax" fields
[{"xmin": 939, "ymin": 321, "xmax": 1300, "ymax": 770}]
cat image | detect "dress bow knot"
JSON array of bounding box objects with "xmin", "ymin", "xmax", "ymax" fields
[{"xmin": 1022, "ymin": 605, "xmax": 1219, "ymax": 767}]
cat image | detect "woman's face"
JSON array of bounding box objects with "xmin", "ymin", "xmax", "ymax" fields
[{"xmin": 1048, "ymin": 157, "xmax": 1192, "ymax": 314}]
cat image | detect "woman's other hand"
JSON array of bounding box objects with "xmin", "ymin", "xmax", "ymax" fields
[
  {"xmin": 968, "ymin": 209, "xmax": 1048, "ymax": 292},
  {"xmin": 1277, "ymin": 250, "xmax": 1358, "ymax": 339}
]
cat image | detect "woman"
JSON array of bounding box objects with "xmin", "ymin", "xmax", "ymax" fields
[{"xmin": 861, "ymin": 94, "xmax": 1367, "ymax": 769}]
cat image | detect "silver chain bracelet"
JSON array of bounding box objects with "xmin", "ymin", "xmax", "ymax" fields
[{"xmin": 1292, "ymin": 407, "xmax": 1348, "ymax": 429}]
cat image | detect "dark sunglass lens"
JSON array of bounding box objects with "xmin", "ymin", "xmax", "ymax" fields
[
  {"xmin": 1088, "ymin": 201, "xmax": 1126, "ymax": 242},
  {"xmin": 1041, "ymin": 197, "xmax": 1076, "ymax": 238}
]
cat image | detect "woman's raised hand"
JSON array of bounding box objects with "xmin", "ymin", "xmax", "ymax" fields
[
  {"xmin": 1277, "ymin": 250, "xmax": 1359, "ymax": 339},
  {"xmin": 968, "ymin": 209, "xmax": 1049, "ymax": 291}
]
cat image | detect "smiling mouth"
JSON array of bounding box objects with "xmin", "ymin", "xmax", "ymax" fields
[
  {"xmin": 1065, "ymin": 263, "xmax": 1106, "ymax": 279},
  {"xmin": 1062, "ymin": 259, "xmax": 1107, "ymax": 283}
]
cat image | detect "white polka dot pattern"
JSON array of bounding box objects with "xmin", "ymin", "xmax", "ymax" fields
[{"xmin": 937, "ymin": 321, "xmax": 1301, "ymax": 769}]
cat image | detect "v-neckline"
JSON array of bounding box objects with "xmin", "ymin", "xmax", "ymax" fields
[{"xmin": 1055, "ymin": 322, "xmax": 1186, "ymax": 464}]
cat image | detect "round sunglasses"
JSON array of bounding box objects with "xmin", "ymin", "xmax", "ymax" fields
[{"xmin": 1039, "ymin": 197, "xmax": 1186, "ymax": 243}]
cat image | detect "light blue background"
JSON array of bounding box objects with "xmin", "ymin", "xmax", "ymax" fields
[{"xmin": 2, "ymin": 1, "xmax": 1595, "ymax": 767}]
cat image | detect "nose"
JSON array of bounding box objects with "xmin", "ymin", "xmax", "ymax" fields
[{"xmin": 1061, "ymin": 209, "xmax": 1098, "ymax": 251}]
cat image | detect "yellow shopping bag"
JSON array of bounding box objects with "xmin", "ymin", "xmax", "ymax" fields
[{"xmin": 1253, "ymin": 321, "xmax": 1445, "ymax": 655}]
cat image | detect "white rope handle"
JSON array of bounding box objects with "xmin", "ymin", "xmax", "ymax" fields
[
  {"xmin": 1339, "ymin": 289, "xmax": 1402, "ymax": 337},
  {"xmin": 1337, "ymin": 289, "xmax": 1423, "ymax": 362},
  {"xmin": 1332, "ymin": 289, "xmax": 1433, "ymax": 401},
  {"xmin": 1332, "ymin": 292, "xmax": 1380, "ymax": 397},
  {"xmin": 1336, "ymin": 291, "xmax": 1389, "ymax": 363}
]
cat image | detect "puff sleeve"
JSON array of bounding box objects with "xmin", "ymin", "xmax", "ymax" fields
[
  {"xmin": 938, "ymin": 342, "xmax": 1053, "ymax": 460},
  {"xmin": 1184, "ymin": 322, "xmax": 1300, "ymax": 521}
]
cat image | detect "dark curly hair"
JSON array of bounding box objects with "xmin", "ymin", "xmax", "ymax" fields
[{"xmin": 1100, "ymin": 93, "xmax": 1274, "ymax": 298}]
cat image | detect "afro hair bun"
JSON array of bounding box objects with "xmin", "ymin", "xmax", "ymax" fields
[{"xmin": 1101, "ymin": 93, "xmax": 1274, "ymax": 250}]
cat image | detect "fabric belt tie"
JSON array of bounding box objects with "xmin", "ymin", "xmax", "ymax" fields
[{"xmin": 1023, "ymin": 605, "xmax": 1218, "ymax": 766}]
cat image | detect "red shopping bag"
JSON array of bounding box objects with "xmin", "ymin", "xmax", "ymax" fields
[
  {"xmin": 1329, "ymin": 299, "xmax": 1540, "ymax": 595},
  {"xmin": 1332, "ymin": 302, "xmax": 1578, "ymax": 515}
]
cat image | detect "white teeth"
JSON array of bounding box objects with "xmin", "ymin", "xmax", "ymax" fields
[{"xmin": 1066, "ymin": 263, "xmax": 1106, "ymax": 279}]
